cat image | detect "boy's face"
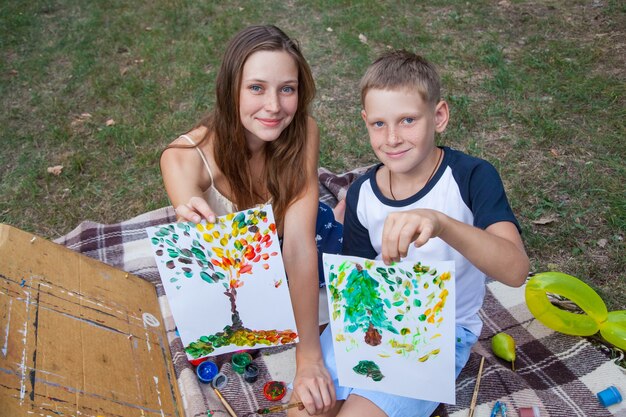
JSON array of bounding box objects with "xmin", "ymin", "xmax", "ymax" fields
[{"xmin": 361, "ymin": 87, "xmax": 448, "ymax": 176}]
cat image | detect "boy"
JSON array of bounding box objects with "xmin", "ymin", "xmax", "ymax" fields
[{"xmin": 296, "ymin": 51, "xmax": 529, "ymax": 417}]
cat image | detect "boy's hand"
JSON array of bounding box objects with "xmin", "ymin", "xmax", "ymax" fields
[
  {"xmin": 381, "ymin": 209, "xmax": 444, "ymax": 264},
  {"xmin": 174, "ymin": 196, "xmax": 217, "ymax": 224}
]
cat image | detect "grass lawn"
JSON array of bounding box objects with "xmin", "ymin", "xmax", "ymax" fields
[{"xmin": 1, "ymin": 0, "xmax": 624, "ymax": 311}]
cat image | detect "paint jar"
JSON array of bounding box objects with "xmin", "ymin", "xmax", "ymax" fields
[
  {"xmin": 212, "ymin": 372, "xmax": 229, "ymax": 389},
  {"xmin": 244, "ymin": 363, "xmax": 259, "ymax": 383},
  {"xmin": 263, "ymin": 381, "xmax": 286, "ymax": 401},
  {"xmin": 597, "ymin": 386, "xmax": 623, "ymax": 407},
  {"xmin": 519, "ymin": 406, "xmax": 541, "ymax": 417},
  {"xmin": 231, "ymin": 352, "xmax": 252, "ymax": 374},
  {"xmin": 196, "ymin": 361, "xmax": 218, "ymax": 384}
]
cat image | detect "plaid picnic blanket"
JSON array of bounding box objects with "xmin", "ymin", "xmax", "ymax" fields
[{"xmin": 55, "ymin": 168, "xmax": 626, "ymax": 417}]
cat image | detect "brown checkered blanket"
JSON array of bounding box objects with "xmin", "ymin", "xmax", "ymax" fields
[{"xmin": 55, "ymin": 168, "xmax": 626, "ymax": 417}]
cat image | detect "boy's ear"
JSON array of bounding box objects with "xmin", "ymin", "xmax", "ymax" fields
[
  {"xmin": 361, "ymin": 109, "xmax": 367, "ymax": 122},
  {"xmin": 434, "ymin": 100, "xmax": 450, "ymax": 133}
]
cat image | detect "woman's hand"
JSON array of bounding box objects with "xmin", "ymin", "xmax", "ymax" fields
[
  {"xmin": 174, "ymin": 196, "xmax": 216, "ymax": 223},
  {"xmin": 291, "ymin": 359, "xmax": 335, "ymax": 415}
]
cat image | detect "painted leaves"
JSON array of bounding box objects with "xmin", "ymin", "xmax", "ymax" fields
[
  {"xmin": 150, "ymin": 208, "xmax": 278, "ymax": 290},
  {"xmin": 327, "ymin": 258, "xmax": 451, "ymax": 360},
  {"xmin": 195, "ymin": 209, "xmax": 278, "ymax": 290},
  {"xmin": 323, "ymin": 254, "xmax": 456, "ymax": 401},
  {"xmin": 147, "ymin": 205, "xmax": 298, "ymax": 360},
  {"xmin": 150, "ymin": 222, "xmax": 215, "ymax": 284}
]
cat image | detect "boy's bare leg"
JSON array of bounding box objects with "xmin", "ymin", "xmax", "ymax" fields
[
  {"xmin": 287, "ymin": 395, "xmax": 387, "ymax": 417},
  {"xmin": 334, "ymin": 395, "xmax": 387, "ymax": 417}
]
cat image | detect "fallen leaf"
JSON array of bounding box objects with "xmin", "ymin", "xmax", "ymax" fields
[
  {"xmin": 358, "ymin": 33, "xmax": 368, "ymax": 44},
  {"xmin": 597, "ymin": 239, "xmax": 607, "ymax": 248},
  {"xmin": 47, "ymin": 165, "xmax": 64, "ymax": 176},
  {"xmin": 106, "ymin": 118, "xmax": 116, "ymax": 126},
  {"xmin": 532, "ymin": 215, "xmax": 557, "ymax": 225},
  {"xmin": 550, "ymin": 149, "xmax": 559, "ymax": 157},
  {"xmin": 70, "ymin": 113, "xmax": 92, "ymax": 126}
]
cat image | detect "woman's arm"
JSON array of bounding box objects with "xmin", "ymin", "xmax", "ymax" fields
[
  {"xmin": 282, "ymin": 118, "xmax": 335, "ymax": 415},
  {"xmin": 160, "ymin": 128, "xmax": 216, "ymax": 222}
]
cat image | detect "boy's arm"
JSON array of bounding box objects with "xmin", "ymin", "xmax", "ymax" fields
[
  {"xmin": 341, "ymin": 175, "xmax": 377, "ymax": 258},
  {"xmin": 441, "ymin": 158, "xmax": 529, "ymax": 286},
  {"xmin": 438, "ymin": 215, "xmax": 528, "ymax": 286},
  {"xmin": 382, "ymin": 159, "xmax": 529, "ymax": 286},
  {"xmin": 382, "ymin": 210, "xmax": 528, "ymax": 286}
]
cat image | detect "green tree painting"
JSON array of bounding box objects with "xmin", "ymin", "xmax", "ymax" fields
[
  {"xmin": 328, "ymin": 262, "xmax": 397, "ymax": 346},
  {"xmin": 326, "ymin": 257, "xmax": 452, "ymax": 361}
]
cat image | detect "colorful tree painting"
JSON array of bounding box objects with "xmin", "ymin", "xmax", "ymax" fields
[
  {"xmin": 323, "ymin": 254, "xmax": 456, "ymax": 402},
  {"xmin": 326, "ymin": 257, "xmax": 452, "ymax": 362},
  {"xmin": 328, "ymin": 262, "xmax": 397, "ymax": 347},
  {"xmin": 147, "ymin": 205, "xmax": 298, "ymax": 360}
]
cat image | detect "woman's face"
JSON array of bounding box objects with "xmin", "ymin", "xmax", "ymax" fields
[{"xmin": 238, "ymin": 50, "xmax": 299, "ymax": 147}]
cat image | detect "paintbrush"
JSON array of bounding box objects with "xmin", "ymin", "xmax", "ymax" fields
[
  {"xmin": 468, "ymin": 356, "xmax": 485, "ymax": 417},
  {"xmin": 214, "ymin": 387, "xmax": 239, "ymax": 417},
  {"xmin": 256, "ymin": 401, "xmax": 304, "ymax": 414}
]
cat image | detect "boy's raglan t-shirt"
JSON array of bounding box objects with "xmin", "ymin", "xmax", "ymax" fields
[{"xmin": 341, "ymin": 147, "xmax": 521, "ymax": 337}]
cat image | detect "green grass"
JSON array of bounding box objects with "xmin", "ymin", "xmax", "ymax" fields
[{"xmin": 1, "ymin": 0, "xmax": 624, "ymax": 311}]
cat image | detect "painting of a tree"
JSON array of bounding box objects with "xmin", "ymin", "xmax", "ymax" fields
[
  {"xmin": 147, "ymin": 205, "xmax": 298, "ymax": 360},
  {"xmin": 330, "ymin": 262, "xmax": 397, "ymax": 346},
  {"xmin": 323, "ymin": 254, "xmax": 456, "ymax": 402},
  {"xmin": 327, "ymin": 258, "xmax": 451, "ymax": 357}
]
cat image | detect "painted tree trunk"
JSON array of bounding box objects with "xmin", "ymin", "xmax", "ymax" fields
[{"xmin": 225, "ymin": 287, "xmax": 243, "ymax": 330}]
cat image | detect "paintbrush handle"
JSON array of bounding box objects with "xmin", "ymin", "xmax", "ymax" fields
[
  {"xmin": 214, "ymin": 388, "xmax": 239, "ymax": 417},
  {"xmin": 468, "ymin": 356, "xmax": 485, "ymax": 417},
  {"xmin": 258, "ymin": 401, "xmax": 304, "ymax": 414},
  {"xmin": 270, "ymin": 402, "xmax": 304, "ymax": 412}
]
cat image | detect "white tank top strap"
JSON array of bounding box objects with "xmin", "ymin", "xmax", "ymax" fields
[{"xmin": 180, "ymin": 134, "xmax": 215, "ymax": 184}]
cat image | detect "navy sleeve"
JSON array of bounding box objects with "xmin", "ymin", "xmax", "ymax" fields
[
  {"xmin": 341, "ymin": 177, "xmax": 377, "ymax": 258},
  {"xmin": 466, "ymin": 161, "xmax": 521, "ymax": 233}
]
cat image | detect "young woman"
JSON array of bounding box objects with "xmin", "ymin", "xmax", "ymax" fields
[{"xmin": 160, "ymin": 25, "xmax": 339, "ymax": 415}]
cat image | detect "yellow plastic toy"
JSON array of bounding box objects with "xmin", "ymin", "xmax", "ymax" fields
[{"xmin": 525, "ymin": 272, "xmax": 626, "ymax": 350}]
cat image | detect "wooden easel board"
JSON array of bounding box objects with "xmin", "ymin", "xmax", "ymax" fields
[{"xmin": 0, "ymin": 225, "xmax": 184, "ymax": 417}]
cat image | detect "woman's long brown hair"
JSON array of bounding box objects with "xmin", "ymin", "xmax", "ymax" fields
[{"xmin": 192, "ymin": 25, "xmax": 315, "ymax": 230}]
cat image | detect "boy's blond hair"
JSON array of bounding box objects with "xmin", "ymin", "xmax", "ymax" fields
[{"xmin": 359, "ymin": 50, "xmax": 441, "ymax": 108}]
